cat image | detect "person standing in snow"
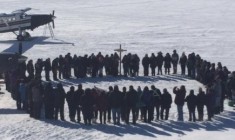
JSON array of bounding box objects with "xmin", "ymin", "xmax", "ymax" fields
[
  {"xmin": 151, "ymin": 85, "xmax": 162, "ymax": 121},
  {"xmin": 52, "ymin": 58, "xmax": 59, "ymax": 81},
  {"xmin": 156, "ymin": 52, "xmax": 164, "ymax": 75},
  {"xmin": 164, "ymin": 53, "xmax": 172, "ymax": 75},
  {"xmin": 44, "ymin": 82, "xmax": 55, "ymax": 119},
  {"xmin": 160, "ymin": 88, "xmax": 172, "ymax": 120},
  {"xmin": 32, "ymin": 81, "xmax": 44, "ymax": 119},
  {"xmin": 196, "ymin": 87, "xmax": 206, "ymax": 121},
  {"xmin": 96, "ymin": 90, "xmax": 109, "ymax": 124},
  {"xmin": 18, "ymin": 81, "xmax": 26, "ymax": 110},
  {"xmin": 44, "ymin": 58, "xmax": 52, "ymax": 81},
  {"xmin": 205, "ymin": 86, "xmax": 216, "ymax": 121},
  {"xmin": 136, "ymin": 86, "xmax": 144, "ymax": 121},
  {"xmin": 150, "ymin": 53, "xmax": 157, "ymax": 76},
  {"xmin": 54, "ymin": 83, "xmax": 66, "ymax": 121},
  {"xmin": 81, "ymin": 88, "xmax": 94, "ymax": 125},
  {"xmin": 179, "ymin": 52, "xmax": 187, "ymax": 75},
  {"xmin": 141, "ymin": 86, "xmax": 154, "ymax": 123},
  {"xmin": 142, "ymin": 54, "xmax": 150, "ymax": 76},
  {"xmin": 171, "ymin": 50, "xmax": 179, "ymax": 74},
  {"xmin": 75, "ymin": 84, "xmax": 84, "ymax": 123},
  {"xmin": 185, "ymin": 90, "xmax": 197, "ymax": 122},
  {"xmin": 66, "ymin": 86, "xmax": 77, "ymax": 122},
  {"xmin": 109, "ymin": 85, "xmax": 122, "ymax": 125},
  {"xmin": 125, "ymin": 85, "xmax": 138, "ymax": 124},
  {"xmin": 173, "ymin": 85, "xmax": 186, "ymax": 121},
  {"xmin": 26, "ymin": 60, "xmax": 34, "ymax": 80}
]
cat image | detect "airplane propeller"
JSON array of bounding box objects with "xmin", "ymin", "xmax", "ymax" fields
[{"xmin": 51, "ymin": 10, "xmax": 56, "ymax": 29}]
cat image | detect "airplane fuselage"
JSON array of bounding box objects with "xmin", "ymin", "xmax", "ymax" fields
[
  {"xmin": 0, "ymin": 10, "xmax": 55, "ymax": 40},
  {"xmin": 0, "ymin": 15, "xmax": 31, "ymax": 33}
]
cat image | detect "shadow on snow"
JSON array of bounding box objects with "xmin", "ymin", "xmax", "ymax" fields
[
  {"xmin": 39, "ymin": 110, "xmax": 235, "ymax": 138},
  {"xmin": 0, "ymin": 36, "xmax": 74, "ymax": 54},
  {"xmin": 50, "ymin": 74, "xmax": 192, "ymax": 88}
]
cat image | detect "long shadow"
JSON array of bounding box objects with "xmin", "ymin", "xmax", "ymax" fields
[
  {"xmin": 40, "ymin": 110, "xmax": 235, "ymax": 137},
  {"xmin": 51, "ymin": 75, "xmax": 184, "ymax": 87},
  {"xmin": 41, "ymin": 119, "xmax": 162, "ymax": 137},
  {"xmin": 0, "ymin": 36, "xmax": 74, "ymax": 54},
  {"xmin": 150, "ymin": 110, "xmax": 235, "ymax": 135},
  {"xmin": 0, "ymin": 108, "xmax": 27, "ymax": 115}
]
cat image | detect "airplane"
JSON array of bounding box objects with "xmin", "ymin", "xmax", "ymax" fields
[
  {"xmin": 0, "ymin": 52, "xmax": 27, "ymax": 74},
  {"xmin": 0, "ymin": 8, "xmax": 56, "ymax": 41}
]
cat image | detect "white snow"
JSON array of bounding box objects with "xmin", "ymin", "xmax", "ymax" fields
[{"xmin": 0, "ymin": 0, "xmax": 235, "ymax": 139}]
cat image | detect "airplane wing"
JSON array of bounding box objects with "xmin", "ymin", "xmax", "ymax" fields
[{"xmin": 12, "ymin": 8, "xmax": 32, "ymax": 14}]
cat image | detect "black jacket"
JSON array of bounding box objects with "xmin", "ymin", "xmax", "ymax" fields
[
  {"xmin": 161, "ymin": 92, "xmax": 172, "ymax": 108},
  {"xmin": 197, "ymin": 91, "xmax": 206, "ymax": 107},
  {"xmin": 185, "ymin": 94, "xmax": 197, "ymax": 110},
  {"xmin": 126, "ymin": 89, "xmax": 138, "ymax": 108}
]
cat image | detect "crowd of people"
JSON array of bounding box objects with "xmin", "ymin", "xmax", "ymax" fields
[{"xmin": 3, "ymin": 50, "xmax": 235, "ymax": 126}]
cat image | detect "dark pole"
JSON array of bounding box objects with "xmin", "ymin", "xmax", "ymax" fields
[
  {"xmin": 18, "ymin": 41, "xmax": 22, "ymax": 55},
  {"xmin": 119, "ymin": 44, "xmax": 122, "ymax": 75},
  {"xmin": 114, "ymin": 44, "xmax": 127, "ymax": 76}
]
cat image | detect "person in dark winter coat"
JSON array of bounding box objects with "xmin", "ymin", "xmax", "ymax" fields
[
  {"xmin": 54, "ymin": 83, "xmax": 66, "ymax": 121},
  {"xmin": 91, "ymin": 88, "xmax": 98, "ymax": 123},
  {"xmin": 121, "ymin": 87, "xmax": 127, "ymax": 121},
  {"xmin": 26, "ymin": 60, "xmax": 34, "ymax": 80},
  {"xmin": 151, "ymin": 85, "xmax": 162, "ymax": 121},
  {"xmin": 52, "ymin": 58, "xmax": 59, "ymax": 81},
  {"xmin": 109, "ymin": 85, "xmax": 122, "ymax": 125},
  {"xmin": 173, "ymin": 86, "xmax": 186, "ymax": 121},
  {"xmin": 44, "ymin": 58, "xmax": 52, "ymax": 81},
  {"xmin": 205, "ymin": 86, "xmax": 216, "ymax": 121},
  {"xmin": 150, "ymin": 53, "xmax": 157, "ymax": 76},
  {"xmin": 58, "ymin": 55, "xmax": 65, "ymax": 79},
  {"xmin": 125, "ymin": 86, "xmax": 138, "ymax": 124},
  {"xmin": 107, "ymin": 86, "xmax": 113, "ymax": 123},
  {"xmin": 156, "ymin": 52, "xmax": 164, "ymax": 75},
  {"xmin": 35, "ymin": 59, "xmax": 43, "ymax": 78},
  {"xmin": 66, "ymin": 86, "xmax": 76, "ymax": 122},
  {"xmin": 171, "ymin": 50, "xmax": 179, "ymax": 74},
  {"xmin": 160, "ymin": 88, "xmax": 172, "ymax": 120},
  {"xmin": 75, "ymin": 84, "xmax": 84, "ymax": 123},
  {"xmin": 141, "ymin": 86, "xmax": 154, "ymax": 123},
  {"xmin": 185, "ymin": 90, "xmax": 197, "ymax": 122},
  {"xmin": 96, "ymin": 52, "xmax": 105, "ymax": 77},
  {"xmin": 136, "ymin": 86, "xmax": 144, "ymax": 121},
  {"xmin": 196, "ymin": 87, "xmax": 206, "ymax": 121},
  {"xmin": 187, "ymin": 53, "xmax": 196, "ymax": 78},
  {"xmin": 81, "ymin": 88, "xmax": 94, "ymax": 125},
  {"xmin": 72, "ymin": 55, "xmax": 79, "ymax": 78},
  {"xmin": 32, "ymin": 82, "xmax": 44, "ymax": 119},
  {"xmin": 179, "ymin": 52, "xmax": 187, "ymax": 75},
  {"xmin": 96, "ymin": 89, "xmax": 109, "ymax": 124},
  {"xmin": 122, "ymin": 55, "xmax": 130, "ymax": 77},
  {"xmin": 18, "ymin": 62, "xmax": 27, "ymax": 79},
  {"xmin": 142, "ymin": 54, "xmax": 150, "ymax": 76},
  {"xmin": 164, "ymin": 53, "xmax": 172, "ymax": 74},
  {"xmin": 44, "ymin": 82, "xmax": 55, "ymax": 119},
  {"xmin": 133, "ymin": 54, "xmax": 140, "ymax": 76}
]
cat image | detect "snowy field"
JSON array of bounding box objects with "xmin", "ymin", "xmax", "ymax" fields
[{"xmin": 1, "ymin": 0, "xmax": 235, "ymax": 139}]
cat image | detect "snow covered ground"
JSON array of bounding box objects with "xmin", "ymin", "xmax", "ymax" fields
[{"xmin": 0, "ymin": 0, "xmax": 235, "ymax": 139}]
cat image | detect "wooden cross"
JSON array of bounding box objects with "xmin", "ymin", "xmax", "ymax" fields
[{"xmin": 114, "ymin": 44, "xmax": 127, "ymax": 75}]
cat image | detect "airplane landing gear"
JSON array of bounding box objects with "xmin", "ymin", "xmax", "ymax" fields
[
  {"xmin": 24, "ymin": 32, "xmax": 31, "ymax": 39},
  {"xmin": 17, "ymin": 35, "xmax": 24, "ymax": 41},
  {"xmin": 16, "ymin": 32, "xmax": 31, "ymax": 41}
]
